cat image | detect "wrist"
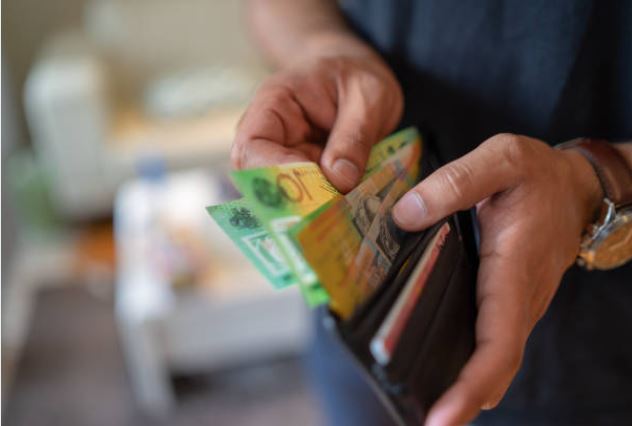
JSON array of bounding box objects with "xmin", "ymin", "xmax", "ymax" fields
[
  {"xmin": 559, "ymin": 148, "xmax": 604, "ymax": 228},
  {"xmin": 291, "ymin": 31, "xmax": 388, "ymax": 71},
  {"xmin": 303, "ymin": 31, "xmax": 375, "ymax": 58}
]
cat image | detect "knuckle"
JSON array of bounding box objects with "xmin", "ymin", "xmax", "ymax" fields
[
  {"xmin": 261, "ymin": 86, "xmax": 293, "ymax": 108},
  {"xmin": 358, "ymin": 71, "xmax": 385, "ymax": 93},
  {"xmin": 338, "ymin": 125, "xmax": 373, "ymax": 154},
  {"xmin": 255, "ymin": 75, "xmax": 297, "ymax": 104},
  {"xmin": 489, "ymin": 132, "xmax": 521, "ymax": 148},
  {"xmin": 440, "ymin": 161, "xmax": 473, "ymax": 199},
  {"xmin": 326, "ymin": 56, "xmax": 346, "ymax": 70},
  {"xmin": 230, "ymin": 140, "xmax": 246, "ymax": 169},
  {"xmin": 232, "ymin": 112, "xmax": 258, "ymax": 169},
  {"xmin": 329, "ymin": 56, "xmax": 355, "ymax": 74},
  {"xmin": 494, "ymin": 133, "xmax": 535, "ymax": 173},
  {"xmin": 482, "ymin": 133, "xmax": 547, "ymax": 181}
]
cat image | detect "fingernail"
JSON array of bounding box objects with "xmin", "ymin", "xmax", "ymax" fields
[
  {"xmin": 425, "ymin": 410, "xmax": 453, "ymax": 426},
  {"xmin": 393, "ymin": 192, "xmax": 427, "ymax": 229},
  {"xmin": 332, "ymin": 158, "xmax": 360, "ymax": 188}
]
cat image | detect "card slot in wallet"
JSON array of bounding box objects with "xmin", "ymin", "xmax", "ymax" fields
[
  {"xmin": 405, "ymin": 246, "xmax": 476, "ymax": 415},
  {"xmin": 377, "ymin": 220, "xmax": 463, "ymax": 384},
  {"xmin": 383, "ymin": 240, "xmax": 475, "ymax": 421},
  {"xmin": 337, "ymin": 222, "xmax": 446, "ymax": 362},
  {"xmin": 367, "ymin": 224, "xmax": 476, "ymax": 425}
]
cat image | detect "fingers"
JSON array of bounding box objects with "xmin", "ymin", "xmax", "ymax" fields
[
  {"xmin": 232, "ymin": 83, "xmax": 326, "ymax": 169},
  {"xmin": 232, "ymin": 60, "xmax": 403, "ymax": 189},
  {"xmin": 392, "ymin": 134, "xmax": 534, "ymax": 230},
  {"xmin": 425, "ymin": 339, "xmax": 523, "ymax": 426},
  {"xmin": 231, "ymin": 138, "xmax": 319, "ymax": 169},
  {"xmin": 320, "ymin": 76, "xmax": 400, "ymax": 192},
  {"xmin": 426, "ymin": 247, "xmax": 529, "ymax": 426}
]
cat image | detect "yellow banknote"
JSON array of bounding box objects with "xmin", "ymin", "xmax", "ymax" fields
[
  {"xmin": 296, "ymin": 162, "xmax": 410, "ymax": 318},
  {"xmin": 295, "ymin": 135, "xmax": 422, "ymax": 318}
]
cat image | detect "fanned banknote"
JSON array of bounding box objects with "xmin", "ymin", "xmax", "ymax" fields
[
  {"xmin": 206, "ymin": 198, "xmax": 296, "ymax": 289},
  {"xmin": 230, "ymin": 162, "xmax": 338, "ymax": 305},
  {"xmin": 363, "ymin": 127, "xmax": 420, "ymax": 178},
  {"xmin": 345, "ymin": 170, "xmax": 413, "ymax": 297},
  {"xmin": 207, "ymin": 127, "xmax": 422, "ymax": 310},
  {"xmin": 293, "ymin": 136, "xmax": 421, "ymax": 318}
]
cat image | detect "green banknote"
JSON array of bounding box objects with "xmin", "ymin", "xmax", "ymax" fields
[
  {"xmin": 364, "ymin": 127, "xmax": 420, "ymax": 178},
  {"xmin": 206, "ymin": 198, "xmax": 296, "ymax": 288},
  {"xmin": 230, "ymin": 163, "xmax": 338, "ymax": 306}
]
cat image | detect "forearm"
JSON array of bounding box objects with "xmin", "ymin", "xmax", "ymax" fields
[{"xmin": 247, "ymin": 0, "xmax": 377, "ymax": 67}]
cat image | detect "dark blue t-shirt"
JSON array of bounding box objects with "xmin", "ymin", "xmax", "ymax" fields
[{"xmin": 339, "ymin": 1, "xmax": 632, "ymax": 424}]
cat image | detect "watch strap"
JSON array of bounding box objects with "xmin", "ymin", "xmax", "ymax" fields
[{"xmin": 558, "ymin": 138, "xmax": 632, "ymax": 208}]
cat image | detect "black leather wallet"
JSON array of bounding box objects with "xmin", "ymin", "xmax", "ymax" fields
[{"xmin": 326, "ymin": 153, "xmax": 479, "ymax": 425}]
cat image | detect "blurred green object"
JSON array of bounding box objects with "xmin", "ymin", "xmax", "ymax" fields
[{"xmin": 6, "ymin": 148, "xmax": 61, "ymax": 237}]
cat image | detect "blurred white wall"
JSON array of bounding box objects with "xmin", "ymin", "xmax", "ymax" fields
[
  {"xmin": 2, "ymin": 0, "xmax": 86, "ymax": 141},
  {"xmin": 2, "ymin": 0, "xmax": 263, "ymax": 144},
  {"xmin": 84, "ymin": 0, "xmax": 264, "ymax": 100}
]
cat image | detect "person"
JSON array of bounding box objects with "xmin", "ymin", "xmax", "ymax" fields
[{"xmin": 232, "ymin": 1, "xmax": 632, "ymax": 425}]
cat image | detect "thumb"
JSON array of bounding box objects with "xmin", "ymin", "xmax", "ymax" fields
[
  {"xmin": 320, "ymin": 86, "xmax": 383, "ymax": 193},
  {"xmin": 392, "ymin": 135, "xmax": 528, "ymax": 230}
]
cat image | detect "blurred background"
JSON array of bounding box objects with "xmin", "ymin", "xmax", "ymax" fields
[{"xmin": 2, "ymin": 1, "xmax": 323, "ymax": 424}]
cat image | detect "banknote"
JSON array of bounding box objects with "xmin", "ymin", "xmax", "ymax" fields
[
  {"xmin": 344, "ymin": 172, "xmax": 411, "ymax": 297},
  {"xmin": 206, "ymin": 198, "xmax": 296, "ymax": 289},
  {"xmin": 363, "ymin": 127, "xmax": 421, "ymax": 178},
  {"xmin": 295, "ymin": 156, "xmax": 417, "ymax": 318},
  {"xmin": 230, "ymin": 162, "xmax": 338, "ymax": 305},
  {"xmin": 343, "ymin": 132, "xmax": 422, "ymax": 307},
  {"xmin": 227, "ymin": 129, "xmax": 420, "ymax": 302},
  {"xmin": 294, "ymin": 134, "xmax": 422, "ymax": 318},
  {"xmin": 207, "ymin": 127, "xmax": 422, "ymax": 309}
]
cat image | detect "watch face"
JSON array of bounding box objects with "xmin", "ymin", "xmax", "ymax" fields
[{"xmin": 581, "ymin": 207, "xmax": 632, "ymax": 270}]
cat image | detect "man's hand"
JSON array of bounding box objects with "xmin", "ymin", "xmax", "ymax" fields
[
  {"xmin": 392, "ymin": 134, "xmax": 603, "ymax": 425},
  {"xmin": 231, "ymin": 51, "xmax": 403, "ymax": 192},
  {"xmin": 236, "ymin": 0, "xmax": 403, "ymax": 192}
]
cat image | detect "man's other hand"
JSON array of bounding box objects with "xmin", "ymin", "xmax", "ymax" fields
[{"xmin": 392, "ymin": 134, "xmax": 603, "ymax": 426}]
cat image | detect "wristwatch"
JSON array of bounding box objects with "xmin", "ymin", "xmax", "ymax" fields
[{"xmin": 557, "ymin": 138, "xmax": 632, "ymax": 270}]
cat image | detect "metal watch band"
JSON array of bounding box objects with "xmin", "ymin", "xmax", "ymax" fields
[{"xmin": 558, "ymin": 138, "xmax": 632, "ymax": 208}]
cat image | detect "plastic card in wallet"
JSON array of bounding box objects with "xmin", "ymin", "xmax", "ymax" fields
[{"xmin": 325, "ymin": 153, "xmax": 479, "ymax": 425}]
